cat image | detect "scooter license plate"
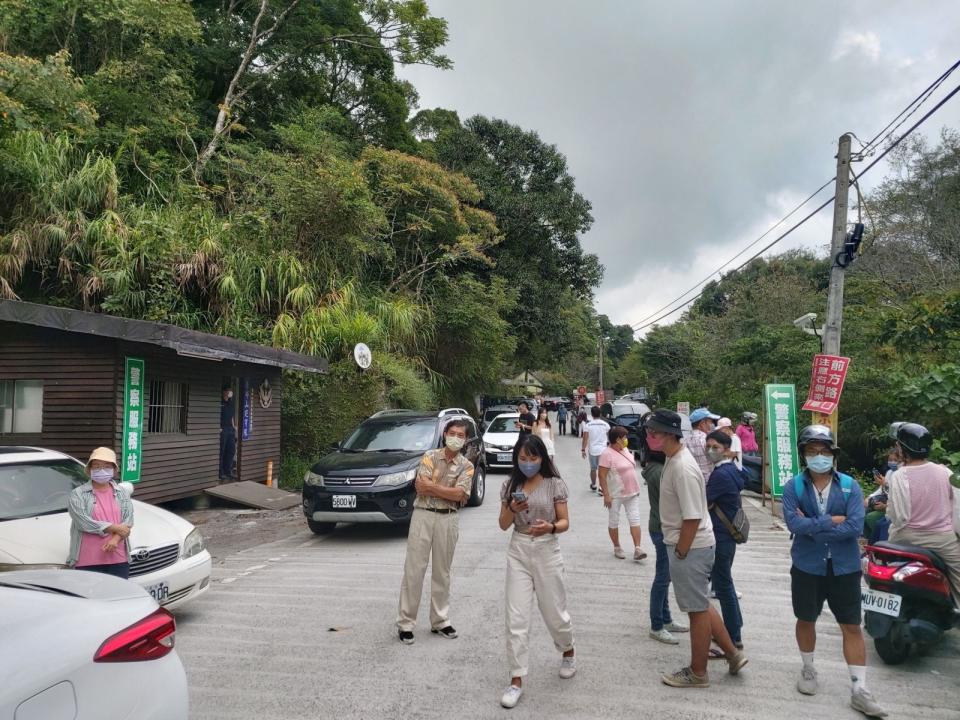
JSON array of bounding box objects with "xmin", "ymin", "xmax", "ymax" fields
[{"xmin": 861, "ymin": 588, "xmax": 902, "ymax": 617}]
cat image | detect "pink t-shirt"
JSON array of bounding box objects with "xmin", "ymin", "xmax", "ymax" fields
[
  {"xmin": 76, "ymin": 484, "xmax": 126, "ymax": 567},
  {"xmin": 599, "ymin": 446, "xmax": 640, "ymax": 498},
  {"xmin": 902, "ymin": 463, "xmax": 955, "ymax": 533},
  {"xmin": 736, "ymin": 424, "xmax": 759, "ymax": 452}
]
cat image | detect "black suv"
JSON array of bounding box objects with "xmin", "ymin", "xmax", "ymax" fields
[{"xmin": 301, "ymin": 408, "xmax": 486, "ymax": 535}]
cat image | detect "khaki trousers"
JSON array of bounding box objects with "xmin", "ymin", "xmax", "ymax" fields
[
  {"xmin": 505, "ymin": 532, "xmax": 574, "ymax": 678},
  {"xmin": 890, "ymin": 527, "xmax": 960, "ymax": 604},
  {"xmin": 397, "ymin": 508, "xmax": 459, "ymax": 632}
]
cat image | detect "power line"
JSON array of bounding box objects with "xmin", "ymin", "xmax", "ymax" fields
[{"xmin": 631, "ymin": 77, "xmax": 960, "ymax": 334}]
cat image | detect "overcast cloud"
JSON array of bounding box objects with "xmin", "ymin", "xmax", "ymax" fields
[{"xmin": 400, "ymin": 1, "xmax": 960, "ymax": 333}]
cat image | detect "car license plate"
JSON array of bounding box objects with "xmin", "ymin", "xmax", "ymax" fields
[
  {"xmin": 148, "ymin": 582, "xmax": 169, "ymax": 604},
  {"xmin": 497, "ymin": 453, "xmax": 511, "ymax": 463},
  {"xmin": 861, "ymin": 588, "xmax": 901, "ymax": 617},
  {"xmin": 332, "ymin": 495, "xmax": 357, "ymax": 509}
]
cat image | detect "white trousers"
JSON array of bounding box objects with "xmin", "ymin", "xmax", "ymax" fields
[
  {"xmin": 397, "ymin": 508, "xmax": 459, "ymax": 631},
  {"xmin": 505, "ymin": 532, "xmax": 574, "ymax": 678},
  {"xmin": 608, "ymin": 493, "xmax": 643, "ymax": 529}
]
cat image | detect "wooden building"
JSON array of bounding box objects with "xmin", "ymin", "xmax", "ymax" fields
[{"xmin": 0, "ymin": 300, "xmax": 326, "ymax": 503}]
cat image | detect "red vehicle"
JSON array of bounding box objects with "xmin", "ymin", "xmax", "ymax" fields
[{"xmin": 862, "ymin": 541, "xmax": 960, "ymax": 664}]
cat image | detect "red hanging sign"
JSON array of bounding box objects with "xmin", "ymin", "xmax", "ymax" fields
[{"xmin": 801, "ymin": 354, "xmax": 851, "ymax": 416}]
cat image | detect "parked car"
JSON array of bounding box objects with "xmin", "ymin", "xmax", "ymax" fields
[
  {"xmin": 482, "ymin": 413, "xmax": 521, "ymax": 471},
  {"xmin": 301, "ymin": 408, "xmax": 486, "ymax": 534},
  {"xmin": 0, "ymin": 569, "xmax": 188, "ymax": 719},
  {"xmin": 481, "ymin": 404, "xmax": 516, "ymax": 432},
  {"xmin": 0, "ymin": 447, "xmax": 212, "ymax": 610}
]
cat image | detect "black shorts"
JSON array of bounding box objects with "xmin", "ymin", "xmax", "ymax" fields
[{"xmin": 791, "ymin": 561, "xmax": 862, "ymax": 625}]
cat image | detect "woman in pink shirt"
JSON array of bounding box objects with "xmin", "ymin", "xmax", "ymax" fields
[
  {"xmin": 735, "ymin": 413, "xmax": 759, "ymax": 455},
  {"xmin": 886, "ymin": 423, "xmax": 960, "ymax": 603},
  {"xmin": 598, "ymin": 426, "xmax": 647, "ymax": 561},
  {"xmin": 67, "ymin": 447, "xmax": 134, "ymax": 579}
]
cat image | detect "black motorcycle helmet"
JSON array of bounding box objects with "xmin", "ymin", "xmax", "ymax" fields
[
  {"xmin": 797, "ymin": 424, "xmax": 840, "ymax": 454},
  {"xmin": 896, "ymin": 422, "xmax": 933, "ymax": 458}
]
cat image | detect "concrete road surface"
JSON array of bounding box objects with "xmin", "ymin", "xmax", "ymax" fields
[{"xmin": 175, "ymin": 430, "xmax": 960, "ymax": 719}]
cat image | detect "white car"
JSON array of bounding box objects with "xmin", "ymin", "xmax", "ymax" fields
[
  {"xmin": 0, "ymin": 447, "xmax": 211, "ymax": 609},
  {"xmin": 482, "ymin": 412, "xmax": 520, "ymax": 470},
  {"xmin": 0, "ymin": 569, "xmax": 188, "ymax": 719}
]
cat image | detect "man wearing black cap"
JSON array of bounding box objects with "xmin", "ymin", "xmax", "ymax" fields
[{"xmin": 645, "ymin": 409, "xmax": 746, "ymax": 688}]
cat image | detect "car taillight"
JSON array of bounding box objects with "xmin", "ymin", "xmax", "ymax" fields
[{"xmin": 94, "ymin": 608, "xmax": 176, "ymax": 663}]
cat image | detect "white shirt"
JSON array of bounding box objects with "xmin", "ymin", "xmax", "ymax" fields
[{"xmin": 584, "ymin": 419, "xmax": 610, "ymax": 456}]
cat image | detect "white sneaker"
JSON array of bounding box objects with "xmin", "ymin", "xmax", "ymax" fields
[
  {"xmin": 501, "ymin": 684, "xmax": 523, "ymax": 708},
  {"xmin": 649, "ymin": 628, "xmax": 679, "ymax": 645},
  {"xmin": 850, "ymin": 688, "xmax": 887, "ymax": 718},
  {"xmin": 559, "ymin": 655, "xmax": 577, "ymax": 679},
  {"xmin": 664, "ymin": 621, "xmax": 689, "ymax": 633},
  {"xmin": 613, "ymin": 546, "xmax": 626, "ymax": 559},
  {"xmin": 634, "ymin": 546, "xmax": 648, "ymax": 561}
]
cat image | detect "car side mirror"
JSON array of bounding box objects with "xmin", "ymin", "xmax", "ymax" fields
[{"xmin": 330, "ymin": 442, "xmax": 341, "ymax": 451}]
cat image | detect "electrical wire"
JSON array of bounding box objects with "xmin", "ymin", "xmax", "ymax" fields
[{"xmin": 631, "ymin": 78, "xmax": 960, "ymax": 334}]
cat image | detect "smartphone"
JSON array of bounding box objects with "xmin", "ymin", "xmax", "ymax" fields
[{"xmin": 511, "ymin": 491, "xmax": 527, "ymax": 503}]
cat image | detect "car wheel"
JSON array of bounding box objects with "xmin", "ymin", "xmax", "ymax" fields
[
  {"xmin": 308, "ymin": 520, "xmax": 337, "ymax": 535},
  {"xmin": 467, "ymin": 466, "xmax": 486, "ymax": 506}
]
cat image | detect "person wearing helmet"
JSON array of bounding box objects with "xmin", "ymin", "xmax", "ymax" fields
[
  {"xmin": 886, "ymin": 423, "xmax": 960, "ymax": 605},
  {"xmin": 735, "ymin": 413, "xmax": 760, "ymax": 457},
  {"xmin": 781, "ymin": 425, "xmax": 886, "ymax": 719}
]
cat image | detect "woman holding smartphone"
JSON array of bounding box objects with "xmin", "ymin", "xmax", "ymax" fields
[{"xmin": 498, "ymin": 435, "xmax": 574, "ymax": 709}]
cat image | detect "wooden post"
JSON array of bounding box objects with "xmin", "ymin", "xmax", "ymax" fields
[{"xmin": 266, "ymin": 459, "xmax": 274, "ymax": 488}]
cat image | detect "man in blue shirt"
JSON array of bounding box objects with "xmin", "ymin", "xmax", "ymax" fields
[{"xmin": 782, "ymin": 425, "xmax": 886, "ymax": 718}]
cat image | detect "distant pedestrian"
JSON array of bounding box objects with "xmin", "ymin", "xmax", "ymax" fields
[
  {"xmin": 219, "ymin": 385, "xmax": 237, "ymax": 480},
  {"xmin": 397, "ymin": 420, "xmax": 475, "ymax": 645},
  {"xmin": 687, "ymin": 407, "xmax": 720, "ymax": 482},
  {"xmin": 576, "ymin": 407, "xmax": 587, "ymax": 437},
  {"xmin": 643, "ymin": 430, "xmax": 688, "ymax": 644},
  {"xmin": 781, "ymin": 424, "xmax": 886, "ymax": 718},
  {"xmin": 67, "ymin": 447, "xmax": 134, "ymax": 579},
  {"xmin": 580, "ymin": 406, "xmax": 610, "ymax": 492},
  {"xmin": 716, "ymin": 417, "xmax": 743, "ymax": 470},
  {"xmin": 644, "ymin": 409, "xmax": 747, "ymax": 688},
  {"xmin": 498, "ymin": 435, "xmax": 575, "ymax": 709},
  {"xmin": 705, "ymin": 430, "xmax": 745, "ymax": 652},
  {"xmin": 735, "ymin": 413, "xmax": 759, "ymax": 457},
  {"xmin": 514, "ymin": 402, "xmax": 536, "ymax": 441},
  {"xmin": 533, "ymin": 408, "xmax": 556, "ymax": 459},
  {"xmin": 557, "ymin": 404, "xmax": 568, "ymax": 436},
  {"xmin": 598, "ymin": 426, "xmax": 647, "ymax": 561}
]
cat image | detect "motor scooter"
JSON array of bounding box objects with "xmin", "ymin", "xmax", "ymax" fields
[{"xmin": 863, "ymin": 541, "xmax": 960, "ymax": 664}]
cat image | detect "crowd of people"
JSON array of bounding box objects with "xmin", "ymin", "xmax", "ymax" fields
[{"xmin": 387, "ymin": 398, "xmax": 959, "ymax": 716}]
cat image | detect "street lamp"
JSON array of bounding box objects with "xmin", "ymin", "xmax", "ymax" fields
[{"xmin": 792, "ymin": 313, "xmax": 823, "ymax": 352}]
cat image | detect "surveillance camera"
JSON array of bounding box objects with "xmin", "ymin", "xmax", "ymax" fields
[{"xmin": 792, "ymin": 312, "xmax": 817, "ymax": 329}]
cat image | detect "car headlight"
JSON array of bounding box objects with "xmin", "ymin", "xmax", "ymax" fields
[
  {"xmin": 484, "ymin": 442, "xmax": 498, "ymax": 452},
  {"xmin": 0, "ymin": 563, "xmax": 67, "ymax": 572},
  {"xmin": 181, "ymin": 528, "xmax": 206, "ymax": 559},
  {"xmin": 304, "ymin": 471, "xmax": 325, "ymax": 487},
  {"xmin": 376, "ymin": 468, "xmax": 417, "ymax": 487}
]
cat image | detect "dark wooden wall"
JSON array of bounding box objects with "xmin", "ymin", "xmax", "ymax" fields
[{"xmin": 1, "ymin": 323, "xmax": 288, "ymax": 505}]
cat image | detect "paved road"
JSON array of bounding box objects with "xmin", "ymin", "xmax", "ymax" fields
[{"xmin": 176, "ymin": 430, "xmax": 960, "ymax": 719}]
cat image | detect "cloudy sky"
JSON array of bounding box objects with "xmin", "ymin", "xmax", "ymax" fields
[{"xmin": 401, "ymin": 1, "xmax": 960, "ymax": 334}]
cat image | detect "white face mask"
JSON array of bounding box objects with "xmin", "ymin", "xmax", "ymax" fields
[
  {"xmin": 445, "ymin": 436, "xmax": 465, "ymax": 452},
  {"xmin": 91, "ymin": 467, "xmax": 114, "ymax": 484}
]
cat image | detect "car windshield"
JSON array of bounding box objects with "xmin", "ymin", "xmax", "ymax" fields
[
  {"xmin": 0, "ymin": 460, "xmax": 88, "ymax": 521},
  {"xmin": 615, "ymin": 414, "xmax": 641, "ymax": 427},
  {"xmin": 343, "ymin": 419, "xmax": 437, "ymax": 452},
  {"xmin": 487, "ymin": 417, "xmax": 520, "ymax": 434}
]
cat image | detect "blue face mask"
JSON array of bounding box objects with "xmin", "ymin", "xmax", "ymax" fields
[
  {"xmin": 518, "ymin": 460, "xmax": 542, "ymax": 478},
  {"xmin": 805, "ymin": 455, "xmax": 834, "ymax": 474},
  {"xmin": 887, "ymin": 462, "xmax": 899, "ymax": 471}
]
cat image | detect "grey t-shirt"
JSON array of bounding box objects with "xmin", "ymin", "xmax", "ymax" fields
[
  {"xmin": 659, "ymin": 446, "xmax": 714, "ymax": 548},
  {"xmin": 501, "ymin": 476, "xmax": 569, "ymax": 532}
]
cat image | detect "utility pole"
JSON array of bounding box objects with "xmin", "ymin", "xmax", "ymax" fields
[
  {"xmin": 598, "ymin": 333, "xmax": 604, "ymax": 394},
  {"xmin": 812, "ymin": 133, "xmax": 852, "ymax": 438}
]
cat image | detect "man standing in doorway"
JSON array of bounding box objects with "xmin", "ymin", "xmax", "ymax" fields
[
  {"xmin": 644, "ymin": 409, "xmax": 747, "ymax": 688},
  {"xmin": 219, "ymin": 385, "xmax": 236, "ymax": 480},
  {"xmin": 581, "ymin": 406, "xmax": 610, "ymax": 493},
  {"xmin": 687, "ymin": 407, "xmax": 720, "ymax": 482},
  {"xmin": 397, "ymin": 420, "xmax": 475, "ymax": 644},
  {"xmin": 781, "ymin": 425, "xmax": 886, "ymax": 718}
]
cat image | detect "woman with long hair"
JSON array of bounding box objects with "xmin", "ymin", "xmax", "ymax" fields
[
  {"xmin": 497, "ymin": 435, "xmax": 574, "ymax": 709},
  {"xmin": 533, "ymin": 407, "xmax": 555, "ymax": 459}
]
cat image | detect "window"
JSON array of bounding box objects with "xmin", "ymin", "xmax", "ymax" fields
[
  {"xmin": 146, "ymin": 379, "xmax": 188, "ymax": 434},
  {"xmin": 0, "ymin": 380, "xmax": 43, "ymax": 433}
]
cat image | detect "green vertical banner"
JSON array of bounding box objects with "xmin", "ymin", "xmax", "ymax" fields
[
  {"xmin": 764, "ymin": 383, "xmax": 800, "ymax": 497},
  {"xmin": 121, "ymin": 357, "xmax": 145, "ymax": 482}
]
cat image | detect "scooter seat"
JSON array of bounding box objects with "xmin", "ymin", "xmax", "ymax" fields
[{"xmin": 872, "ymin": 541, "xmax": 949, "ymax": 573}]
